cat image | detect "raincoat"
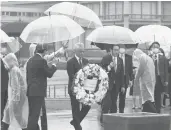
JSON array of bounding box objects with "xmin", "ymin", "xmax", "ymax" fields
[
  {"xmin": 133, "ymin": 49, "xmax": 156, "ymax": 104},
  {"xmin": 2, "ymin": 53, "xmax": 28, "ymax": 129}
]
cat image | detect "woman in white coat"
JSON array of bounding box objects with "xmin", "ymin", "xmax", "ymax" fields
[
  {"xmin": 133, "ymin": 49, "xmax": 157, "ymax": 113},
  {"xmin": 2, "ymin": 53, "xmax": 28, "ymax": 130}
]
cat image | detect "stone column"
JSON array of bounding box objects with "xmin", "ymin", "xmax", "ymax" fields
[
  {"xmin": 157, "ymin": 1, "xmax": 162, "ymax": 24},
  {"xmin": 100, "ymin": 1, "xmax": 103, "ymax": 16},
  {"xmin": 123, "ymin": 1, "xmax": 130, "ymax": 28}
]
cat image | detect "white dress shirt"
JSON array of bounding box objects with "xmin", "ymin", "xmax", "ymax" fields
[{"xmin": 75, "ymin": 54, "xmax": 82, "ymax": 65}]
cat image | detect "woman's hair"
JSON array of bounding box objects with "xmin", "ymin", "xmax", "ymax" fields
[
  {"xmin": 3, "ymin": 53, "xmax": 19, "ymax": 69},
  {"xmin": 159, "ymin": 48, "xmax": 165, "ymax": 57}
]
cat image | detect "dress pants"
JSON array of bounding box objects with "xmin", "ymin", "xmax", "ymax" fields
[
  {"xmin": 27, "ymin": 96, "xmax": 44, "ymax": 130},
  {"xmin": 110, "ymin": 84, "xmax": 120, "ymax": 113},
  {"xmin": 154, "ymin": 76, "xmax": 163, "ymax": 113},
  {"xmin": 40, "ymin": 99, "xmax": 48, "ymax": 130},
  {"xmin": 119, "ymin": 88, "xmax": 127, "ymax": 113},
  {"xmin": 70, "ymin": 94, "xmax": 91, "ymax": 130},
  {"xmin": 142, "ymin": 100, "xmax": 157, "ymax": 113}
]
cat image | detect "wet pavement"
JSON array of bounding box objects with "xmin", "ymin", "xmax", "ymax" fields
[{"xmin": 43, "ymin": 98, "xmax": 171, "ymax": 130}]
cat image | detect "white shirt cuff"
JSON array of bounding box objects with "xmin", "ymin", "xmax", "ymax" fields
[
  {"xmin": 108, "ymin": 66, "xmax": 111, "ymax": 71},
  {"xmin": 52, "ymin": 64, "xmax": 56, "ymax": 67}
]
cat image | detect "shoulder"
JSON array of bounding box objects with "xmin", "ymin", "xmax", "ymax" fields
[
  {"xmin": 67, "ymin": 57, "xmax": 75, "ymax": 64},
  {"xmin": 126, "ymin": 54, "xmax": 132, "ymax": 59},
  {"xmin": 102, "ymin": 54, "xmax": 111, "ymax": 60},
  {"xmin": 83, "ymin": 57, "xmax": 89, "ymax": 63}
]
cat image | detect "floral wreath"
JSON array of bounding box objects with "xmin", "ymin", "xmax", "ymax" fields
[{"xmin": 72, "ymin": 64, "xmax": 109, "ymax": 106}]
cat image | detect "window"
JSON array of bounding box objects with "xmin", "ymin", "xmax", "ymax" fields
[
  {"xmin": 6, "ymin": 12, "xmax": 9, "ymax": 15},
  {"xmin": 10, "ymin": 12, "xmax": 18, "ymax": 16},
  {"xmin": 22, "ymin": 12, "xmax": 25, "ymax": 16},
  {"xmin": 27, "ymin": 12, "xmax": 33, "ymax": 17},
  {"xmin": 131, "ymin": 1, "xmax": 157, "ymax": 19},
  {"xmin": 162, "ymin": 1, "xmax": 171, "ymax": 20},
  {"xmin": 82, "ymin": 2, "xmax": 100, "ymax": 16},
  {"xmin": 18, "ymin": 12, "xmax": 21, "ymax": 16},
  {"xmin": 39, "ymin": 13, "xmax": 42, "ymax": 16},
  {"xmin": 103, "ymin": 1, "xmax": 123, "ymax": 19},
  {"xmin": 1, "ymin": 11, "xmax": 5, "ymax": 15}
]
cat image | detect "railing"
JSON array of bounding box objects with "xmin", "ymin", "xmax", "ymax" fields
[
  {"xmin": 46, "ymin": 84, "xmax": 69, "ymax": 98},
  {"xmin": 161, "ymin": 15, "xmax": 171, "ymax": 21},
  {"xmin": 99, "ymin": 15, "xmax": 123, "ymax": 21},
  {"xmin": 130, "ymin": 14, "xmax": 160, "ymax": 20}
]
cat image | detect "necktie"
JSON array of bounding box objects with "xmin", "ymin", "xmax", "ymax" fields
[
  {"xmin": 79, "ymin": 58, "xmax": 82, "ymax": 67},
  {"xmin": 154, "ymin": 55, "xmax": 158, "ymax": 76}
]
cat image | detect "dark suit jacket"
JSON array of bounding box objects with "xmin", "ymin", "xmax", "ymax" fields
[
  {"xmin": 26, "ymin": 54, "xmax": 57, "ymax": 97},
  {"xmin": 67, "ymin": 56, "xmax": 89, "ymax": 95},
  {"xmin": 120, "ymin": 54, "xmax": 133, "ymax": 87},
  {"xmin": 168, "ymin": 61, "xmax": 171, "ymax": 93},
  {"xmin": 101, "ymin": 54, "xmax": 124, "ymax": 90},
  {"xmin": 158, "ymin": 55, "xmax": 168, "ymax": 86},
  {"xmin": 1, "ymin": 59, "xmax": 9, "ymax": 93}
]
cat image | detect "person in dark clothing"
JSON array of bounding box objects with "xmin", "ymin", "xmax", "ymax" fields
[
  {"xmin": 100, "ymin": 45, "xmax": 124, "ymax": 123},
  {"xmin": 119, "ymin": 45, "xmax": 133, "ymax": 113},
  {"xmin": 1, "ymin": 46, "xmax": 9, "ymax": 130},
  {"xmin": 168, "ymin": 59, "xmax": 171, "ymax": 107},
  {"xmin": 67, "ymin": 43, "xmax": 91, "ymax": 130},
  {"xmin": 26, "ymin": 44, "xmax": 57, "ymax": 130},
  {"xmin": 150, "ymin": 42, "xmax": 168, "ymax": 113}
]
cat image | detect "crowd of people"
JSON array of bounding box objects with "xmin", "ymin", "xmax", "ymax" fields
[{"xmin": 1, "ymin": 41, "xmax": 171, "ymax": 130}]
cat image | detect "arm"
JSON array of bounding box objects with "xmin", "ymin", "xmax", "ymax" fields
[
  {"xmin": 66, "ymin": 60, "xmax": 75, "ymax": 81},
  {"xmin": 44, "ymin": 47, "xmax": 65, "ymax": 62},
  {"xmin": 129, "ymin": 56, "xmax": 134, "ymax": 81},
  {"xmin": 43, "ymin": 59, "xmax": 57, "ymax": 78},
  {"xmin": 10, "ymin": 68, "xmax": 21, "ymax": 101},
  {"xmin": 120, "ymin": 59, "xmax": 125, "ymax": 89},
  {"xmin": 135, "ymin": 56, "xmax": 146, "ymax": 81},
  {"xmin": 100, "ymin": 56, "xmax": 111, "ymax": 72},
  {"xmin": 164, "ymin": 57, "xmax": 168, "ymax": 83}
]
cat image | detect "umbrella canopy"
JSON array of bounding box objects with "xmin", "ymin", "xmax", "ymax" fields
[
  {"xmin": 135, "ymin": 25, "xmax": 171, "ymax": 47},
  {"xmin": 7, "ymin": 37, "xmax": 22, "ymax": 53},
  {"xmin": 0, "ymin": 29, "xmax": 12, "ymax": 43},
  {"xmin": 44, "ymin": 2, "xmax": 102, "ymax": 28},
  {"xmin": 20, "ymin": 15, "xmax": 85, "ymax": 44},
  {"xmin": 87, "ymin": 26, "xmax": 140, "ymax": 45}
]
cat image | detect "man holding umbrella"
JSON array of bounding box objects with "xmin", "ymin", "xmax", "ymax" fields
[{"xmin": 100, "ymin": 45, "xmax": 124, "ymax": 121}]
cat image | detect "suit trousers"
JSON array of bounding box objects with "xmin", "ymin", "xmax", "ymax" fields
[
  {"xmin": 119, "ymin": 88, "xmax": 127, "ymax": 113},
  {"xmin": 40, "ymin": 99, "xmax": 48, "ymax": 130},
  {"xmin": 1, "ymin": 90, "xmax": 8, "ymax": 120},
  {"xmin": 69, "ymin": 94, "xmax": 91, "ymax": 130},
  {"xmin": 110, "ymin": 84, "xmax": 120, "ymax": 113},
  {"xmin": 154, "ymin": 76, "xmax": 163, "ymax": 113},
  {"xmin": 27, "ymin": 96, "xmax": 44, "ymax": 130}
]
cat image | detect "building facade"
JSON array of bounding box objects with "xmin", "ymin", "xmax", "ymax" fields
[{"xmin": 1, "ymin": 1, "xmax": 171, "ymax": 50}]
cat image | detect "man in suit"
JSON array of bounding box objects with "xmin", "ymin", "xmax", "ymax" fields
[
  {"xmin": 67, "ymin": 43, "xmax": 90, "ymax": 130},
  {"xmin": 26, "ymin": 44, "xmax": 57, "ymax": 130},
  {"xmin": 0, "ymin": 45, "xmax": 9, "ymax": 129},
  {"xmin": 168, "ymin": 59, "xmax": 171, "ymax": 107},
  {"xmin": 150, "ymin": 42, "xmax": 168, "ymax": 113},
  {"xmin": 101, "ymin": 45, "xmax": 124, "ymax": 118},
  {"xmin": 119, "ymin": 45, "xmax": 133, "ymax": 113}
]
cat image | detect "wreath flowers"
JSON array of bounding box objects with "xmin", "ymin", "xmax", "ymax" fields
[{"xmin": 72, "ymin": 64, "xmax": 109, "ymax": 106}]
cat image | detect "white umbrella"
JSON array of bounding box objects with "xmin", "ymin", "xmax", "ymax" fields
[
  {"xmin": 44, "ymin": 2, "xmax": 102, "ymax": 28},
  {"xmin": 87, "ymin": 26, "xmax": 140, "ymax": 45},
  {"xmin": 20, "ymin": 15, "xmax": 85, "ymax": 44},
  {"xmin": 7, "ymin": 37, "xmax": 22, "ymax": 53},
  {"xmin": 0, "ymin": 29, "xmax": 12, "ymax": 43},
  {"xmin": 135, "ymin": 25, "xmax": 171, "ymax": 47}
]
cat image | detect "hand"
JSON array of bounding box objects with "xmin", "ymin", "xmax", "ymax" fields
[
  {"xmin": 109, "ymin": 62, "xmax": 114, "ymax": 68},
  {"xmin": 169, "ymin": 60, "xmax": 171, "ymax": 65},
  {"xmin": 129, "ymin": 81, "xmax": 133, "ymax": 87},
  {"xmin": 121, "ymin": 87, "xmax": 125, "ymax": 93},
  {"xmin": 165, "ymin": 82, "xmax": 168, "ymax": 86}
]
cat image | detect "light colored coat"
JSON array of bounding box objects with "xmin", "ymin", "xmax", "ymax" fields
[
  {"xmin": 2, "ymin": 53, "xmax": 28, "ymax": 129},
  {"xmin": 133, "ymin": 49, "xmax": 156, "ymax": 104}
]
